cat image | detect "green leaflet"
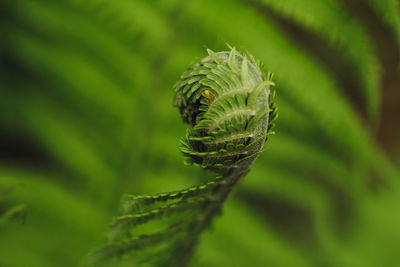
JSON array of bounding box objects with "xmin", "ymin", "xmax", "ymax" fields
[
  {"xmin": 255, "ymin": 0, "xmax": 381, "ymax": 122},
  {"xmin": 121, "ymin": 177, "xmax": 226, "ymax": 215},
  {"xmin": 366, "ymin": 0, "xmax": 400, "ymax": 43}
]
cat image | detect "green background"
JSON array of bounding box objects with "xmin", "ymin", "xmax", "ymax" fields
[{"xmin": 1, "ymin": 0, "xmax": 400, "ymax": 266}]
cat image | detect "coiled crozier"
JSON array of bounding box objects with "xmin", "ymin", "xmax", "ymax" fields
[{"xmin": 174, "ymin": 48, "xmax": 276, "ymax": 175}]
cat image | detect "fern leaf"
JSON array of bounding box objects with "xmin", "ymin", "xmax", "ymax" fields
[
  {"xmin": 86, "ymin": 48, "xmax": 276, "ymax": 266},
  {"xmin": 253, "ymin": 0, "xmax": 381, "ymax": 121},
  {"xmin": 366, "ymin": 0, "xmax": 400, "ymax": 43}
]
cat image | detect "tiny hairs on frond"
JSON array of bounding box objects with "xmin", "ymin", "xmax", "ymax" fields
[{"xmin": 174, "ymin": 47, "xmax": 276, "ymax": 176}]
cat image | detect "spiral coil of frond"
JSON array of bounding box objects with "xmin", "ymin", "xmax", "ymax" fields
[{"xmin": 174, "ymin": 47, "xmax": 276, "ymax": 175}]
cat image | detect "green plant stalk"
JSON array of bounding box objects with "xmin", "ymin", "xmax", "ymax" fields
[{"xmin": 167, "ymin": 169, "xmax": 249, "ymax": 266}]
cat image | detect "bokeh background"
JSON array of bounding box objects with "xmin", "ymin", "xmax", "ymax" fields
[{"xmin": 1, "ymin": 0, "xmax": 400, "ymax": 266}]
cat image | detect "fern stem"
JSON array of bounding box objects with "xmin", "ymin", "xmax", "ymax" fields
[{"xmin": 172, "ymin": 169, "xmax": 248, "ymax": 266}]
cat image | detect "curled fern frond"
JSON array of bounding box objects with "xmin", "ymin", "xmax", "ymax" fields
[
  {"xmin": 174, "ymin": 47, "xmax": 276, "ymax": 175},
  {"xmin": 85, "ymin": 47, "xmax": 276, "ymax": 266}
]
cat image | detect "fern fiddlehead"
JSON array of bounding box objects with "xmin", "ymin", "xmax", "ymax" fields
[
  {"xmin": 86, "ymin": 47, "xmax": 277, "ymax": 266},
  {"xmin": 175, "ymin": 47, "xmax": 275, "ymax": 175}
]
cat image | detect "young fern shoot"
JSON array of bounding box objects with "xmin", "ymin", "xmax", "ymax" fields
[{"xmin": 86, "ymin": 47, "xmax": 277, "ymax": 266}]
